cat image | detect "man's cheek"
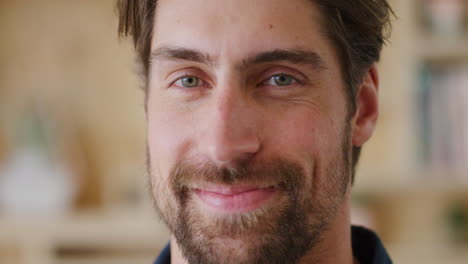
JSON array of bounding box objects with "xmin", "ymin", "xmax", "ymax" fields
[
  {"xmin": 272, "ymin": 116, "xmax": 324, "ymax": 153},
  {"xmin": 148, "ymin": 114, "xmax": 187, "ymax": 175}
]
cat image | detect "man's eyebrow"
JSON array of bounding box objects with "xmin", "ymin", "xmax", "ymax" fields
[
  {"xmin": 242, "ymin": 49, "xmax": 328, "ymax": 71},
  {"xmin": 150, "ymin": 46, "xmax": 214, "ymax": 66},
  {"xmin": 150, "ymin": 46, "xmax": 327, "ymax": 71}
]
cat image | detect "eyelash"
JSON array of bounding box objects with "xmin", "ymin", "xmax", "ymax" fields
[{"xmin": 260, "ymin": 74, "xmax": 301, "ymax": 87}]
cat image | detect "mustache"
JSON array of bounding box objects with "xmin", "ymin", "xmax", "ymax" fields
[{"xmin": 169, "ymin": 157, "xmax": 306, "ymax": 193}]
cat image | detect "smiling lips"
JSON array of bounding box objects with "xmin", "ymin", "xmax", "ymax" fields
[{"xmin": 193, "ymin": 185, "xmax": 278, "ymax": 213}]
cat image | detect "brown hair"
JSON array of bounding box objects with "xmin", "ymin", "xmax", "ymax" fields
[{"xmin": 117, "ymin": 0, "xmax": 394, "ymax": 183}]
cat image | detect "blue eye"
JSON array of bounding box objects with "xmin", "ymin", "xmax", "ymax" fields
[
  {"xmin": 178, "ymin": 76, "xmax": 200, "ymax": 88},
  {"xmin": 266, "ymin": 74, "xmax": 295, "ymax": 86}
]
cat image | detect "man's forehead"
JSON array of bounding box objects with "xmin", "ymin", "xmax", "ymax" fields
[
  {"xmin": 151, "ymin": 0, "xmax": 333, "ymax": 68},
  {"xmin": 152, "ymin": 0, "xmax": 324, "ymax": 47},
  {"xmin": 154, "ymin": 0, "xmax": 316, "ymax": 20}
]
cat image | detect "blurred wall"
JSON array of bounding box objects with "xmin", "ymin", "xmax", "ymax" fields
[{"xmin": 0, "ymin": 0, "xmax": 146, "ymax": 210}]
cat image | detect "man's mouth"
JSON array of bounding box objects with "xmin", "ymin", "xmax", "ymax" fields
[{"xmin": 192, "ymin": 184, "xmax": 278, "ymax": 213}]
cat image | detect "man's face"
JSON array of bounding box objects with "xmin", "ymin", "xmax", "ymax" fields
[{"xmin": 147, "ymin": 0, "xmax": 354, "ymax": 263}]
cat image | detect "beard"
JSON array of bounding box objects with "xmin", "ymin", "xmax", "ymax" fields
[{"xmin": 147, "ymin": 125, "xmax": 352, "ymax": 264}]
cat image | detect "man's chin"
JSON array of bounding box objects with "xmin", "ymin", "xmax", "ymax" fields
[
  {"xmin": 173, "ymin": 199, "xmax": 314, "ymax": 264},
  {"xmin": 175, "ymin": 237, "xmax": 268, "ymax": 264}
]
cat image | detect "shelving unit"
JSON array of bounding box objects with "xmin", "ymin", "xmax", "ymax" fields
[
  {"xmin": 356, "ymin": 0, "xmax": 468, "ymax": 190},
  {"xmin": 353, "ymin": 1, "xmax": 468, "ymax": 263}
]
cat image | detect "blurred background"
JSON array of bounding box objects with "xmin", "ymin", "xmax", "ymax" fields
[{"xmin": 0, "ymin": 0, "xmax": 467, "ymax": 263}]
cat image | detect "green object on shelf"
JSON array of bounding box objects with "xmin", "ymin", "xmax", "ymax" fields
[
  {"xmin": 446, "ymin": 203, "xmax": 468, "ymax": 244},
  {"xmin": 14, "ymin": 105, "xmax": 52, "ymax": 158}
]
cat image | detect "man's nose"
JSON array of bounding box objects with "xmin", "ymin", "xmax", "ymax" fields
[{"xmin": 200, "ymin": 86, "xmax": 261, "ymax": 167}]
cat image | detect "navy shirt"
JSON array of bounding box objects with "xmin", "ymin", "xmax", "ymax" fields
[{"xmin": 154, "ymin": 226, "xmax": 392, "ymax": 264}]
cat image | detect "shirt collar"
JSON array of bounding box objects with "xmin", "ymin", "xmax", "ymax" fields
[{"xmin": 351, "ymin": 225, "xmax": 393, "ymax": 264}]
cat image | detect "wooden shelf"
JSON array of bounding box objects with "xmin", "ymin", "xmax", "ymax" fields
[
  {"xmin": 58, "ymin": 256, "xmax": 156, "ymax": 264},
  {"xmin": 417, "ymin": 35, "xmax": 468, "ymax": 61},
  {"xmin": 353, "ymin": 170, "xmax": 468, "ymax": 196},
  {"xmin": 0, "ymin": 211, "xmax": 170, "ymax": 264},
  {"xmin": 388, "ymin": 242, "xmax": 468, "ymax": 264},
  {"xmin": 0, "ymin": 211, "xmax": 169, "ymax": 245}
]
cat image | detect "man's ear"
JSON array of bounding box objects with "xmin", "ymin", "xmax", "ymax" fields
[{"xmin": 351, "ymin": 63, "xmax": 379, "ymax": 147}]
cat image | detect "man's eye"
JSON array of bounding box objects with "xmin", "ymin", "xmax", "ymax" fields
[
  {"xmin": 176, "ymin": 76, "xmax": 201, "ymax": 88},
  {"xmin": 265, "ymin": 74, "xmax": 295, "ymax": 86}
]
